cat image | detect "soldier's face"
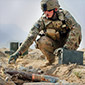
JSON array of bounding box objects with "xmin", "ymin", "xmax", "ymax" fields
[{"xmin": 44, "ymin": 10, "xmax": 54, "ymax": 18}]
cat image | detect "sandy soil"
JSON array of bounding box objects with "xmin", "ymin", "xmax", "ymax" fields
[{"xmin": 0, "ymin": 48, "xmax": 85, "ymax": 85}]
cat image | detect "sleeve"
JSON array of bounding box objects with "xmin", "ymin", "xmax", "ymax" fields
[
  {"xmin": 63, "ymin": 10, "xmax": 82, "ymax": 50},
  {"xmin": 15, "ymin": 17, "xmax": 45, "ymax": 55}
]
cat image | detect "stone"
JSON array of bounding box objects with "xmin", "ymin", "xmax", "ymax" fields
[
  {"xmin": 37, "ymin": 70, "xmax": 44, "ymax": 74},
  {"xmin": 28, "ymin": 66, "xmax": 33, "ymax": 69}
]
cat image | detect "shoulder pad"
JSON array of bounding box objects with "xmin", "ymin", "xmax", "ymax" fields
[
  {"xmin": 58, "ymin": 9, "xmax": 65, "ymax": 21},
  {"xmin": 63, "ymin": 10, "xmax": 68, "ymax": 15},
  {"xmin": 63, "ymin": 10, "xmax": 77, "ymax": 29}
]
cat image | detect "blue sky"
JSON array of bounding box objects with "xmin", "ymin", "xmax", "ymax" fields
[{"xmin": 0, "ymin": 0, "xmax": 85, "ymax": 49}]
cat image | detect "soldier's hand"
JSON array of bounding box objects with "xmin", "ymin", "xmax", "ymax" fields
[{"xmin": 8, "ymin": 52, "xmax": 20, "ymax": 64}]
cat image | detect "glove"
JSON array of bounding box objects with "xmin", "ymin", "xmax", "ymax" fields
[{"xmin": 8, "ymin": 52, "xmax": 21, "ymax": 64}]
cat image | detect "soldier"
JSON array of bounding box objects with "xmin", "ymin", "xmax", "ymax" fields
[{"xmin": 8, "ymin": 0, "xmax": 82, "ymax": 65}]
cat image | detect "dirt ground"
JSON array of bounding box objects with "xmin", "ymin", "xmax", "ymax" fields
[{"xmin": 0, "ymin": 48, "xmax": 85, "ymax": 85}]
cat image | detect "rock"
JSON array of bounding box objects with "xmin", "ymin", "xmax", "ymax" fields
[
  {"xmin": 27, "ymin": 68, "xmax": 37, "ymax": 73},
  {"xmin": 28, "ymin": 49, "xmax": 45, "ymax": 60},
  {"xmin": 6, "ymin": 81, "xmax": 16, "ymax": 85},
  {"xmin": 37, "ymin": 70, "xmax": 44, "ymax": 74},
  {"xmin": 18, "ymin": 66, "xmax": 27, "ymax": 71},
  {"xmin": 59, "ymin": 80, "xmax": 69, "ymax": 85},
  {"xmin": 5, "ymin": 77, "xmax": 9, "ymax": 81},
  {"xmin": 37, "ymin": 68, "xmax": 44, "ymax": 74},
  {"xmin": 5, "ymin": 74, "xmax": 12, "ymax": 81},
  {"xmin": 28, "ymin": 66, "xmax": 33, "ymax": 69},
  {"xmin": 73, "ymin": 68, "xmax": 85, "ymax": 79},
  {"xmin": 0, "ymin": 76, "xmax": 7, "ymax": 85},
  {"xmin": 18, "ymin": 65, "xmax": 37, "ymax": 73},
  {"xmin": 0, "ymin": 62, "xmax": 2, "ymax": 68},
  {"xmin": 0, "ymin": 51, "xmax": 7, "ymax": 57}
]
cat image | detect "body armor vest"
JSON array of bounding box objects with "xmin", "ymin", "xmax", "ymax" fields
[{"xmin": 42, "ymin": 10, "xmax": 70, "ymax": 41}]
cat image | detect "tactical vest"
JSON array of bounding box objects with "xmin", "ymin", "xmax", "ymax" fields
[{"xmin": 42, "ymin": 9, "xmax": 70, "ymax": 41}]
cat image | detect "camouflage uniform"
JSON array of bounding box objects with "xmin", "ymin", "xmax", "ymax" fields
[{"xmin": 9, "ymin": 0, "xmax": 82, "ymax": 64}]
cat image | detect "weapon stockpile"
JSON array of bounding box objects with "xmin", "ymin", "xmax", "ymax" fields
[{"xmin": 5, "ymin": 70, "xmax": 59, "ymax": 84}]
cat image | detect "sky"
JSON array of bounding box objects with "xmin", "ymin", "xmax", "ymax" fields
[{"xmin": 0, "ymin": 0, "xmax": 85, "ymax": 49}]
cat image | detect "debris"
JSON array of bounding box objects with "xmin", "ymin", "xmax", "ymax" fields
[
  {"xmin": 18, "ymin": 66, "xmax": 27, "ymax": 71},
  {"xmin": 28, "ymin": 66, "xmax": 33, "ymax": 69},
  {"xmin": 28, "ymin": 49, "xmax": 45, "ymax": 60},
  {"xmin": 0, "ymin": 76, "xmax": 7, "ymax": 85},
  {"xmin": 0, "ymin": 51, "xmax": 7, "ymax": 57},
  {"xmin": 37, "ymin": 69, "xmax": 44, "ymax": 74},
  {"xmin": 5, "ymin": 70, "xmax": 59, "ymax": 83},
  {"xmin": 0, "ymin": 48, "xmax": 85, "ymax": 84}
]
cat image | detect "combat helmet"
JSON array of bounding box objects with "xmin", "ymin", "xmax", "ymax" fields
[{"xmin": 41, "ymin": 0, "xmax": 60, "ymax": 11}]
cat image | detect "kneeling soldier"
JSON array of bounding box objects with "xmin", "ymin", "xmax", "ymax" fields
[{"xmin": 8, "ymin": 0, "xmax": 82, "ymax": 66}]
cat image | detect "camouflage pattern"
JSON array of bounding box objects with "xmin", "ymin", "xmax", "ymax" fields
[
  {"xmin": 15, "ymin": 19, "xmax": 45, "ymax": 55},
  {"xmin": 36, "ymin": 35, "xmax": 67, "ymax": 63},
  {"xmin": 41, "ymin": 0, "xmax": 60, "ymax": 11},
  {"xmin": 63, "ymin": 10, "xmax": 82, "ymax": 50},
  {"xmin": 36, "ymin": 36, "xmax": 56, "ymax": 63},
  {"xmin": 9, "ymin": 0, "xmax": 82, "ymax": 64}
]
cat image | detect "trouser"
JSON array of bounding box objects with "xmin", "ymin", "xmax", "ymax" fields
[
  {"xmin": 35, "ymin": 28, "xmax": 81, "ymax": 63},
  {"xmin": 35, "ymin": 36, "xmax": 65, "ymax": 63}
]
